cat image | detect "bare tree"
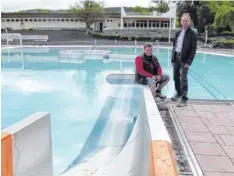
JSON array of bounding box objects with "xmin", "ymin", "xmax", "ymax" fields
[{"xmin": 70, "ymin": 0, "xmax": 104, "ymax": 33}]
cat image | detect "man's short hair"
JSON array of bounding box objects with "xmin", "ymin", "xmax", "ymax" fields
[
  {"xmin": 181, "ymin": 12, "xmax": 191, "ymax": 20},
  {"xmin": 144, "ymin": 42, "xmax": 153, "ymax": 49}
]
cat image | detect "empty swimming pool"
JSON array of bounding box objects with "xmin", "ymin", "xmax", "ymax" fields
[{"xmin": 1, "ymin": 46, "xmax": 234, "ymax": 175}]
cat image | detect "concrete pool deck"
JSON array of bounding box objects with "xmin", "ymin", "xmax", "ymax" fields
[{"xmin": 170, "ymin": 102, "xmax": 234, "ymax": 176}]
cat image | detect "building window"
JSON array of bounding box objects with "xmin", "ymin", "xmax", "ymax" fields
[
  {"xmin": 34, "ymin": 19, "xmax": 37, "ymax": 22},
  {"xmin": 48, "ymin": 19, "xmax": 51, "ymax": 22},
  {"xmin": 75, "ymin": 19, "xmax": 78, "ymax": 22},
  {"xmin": 61, "ymin": 19, "xmax": 65, "ymax": 22},
  {"xmin": 11, "ymin": 19, "xmax": 15, "ymax": 22},
  {"xmin": 107, "ymin": 19, "xmax": 109, "ymax": 22},
  {"xmin": 52, "ymin": 19, "xmax": 56, "ymax": 22},
  {"xmin": 156, "ymin": 21, "xmax": 160, "ymax": 27},
  {"xmin": 2, "ymin": 19, "xmax": 5, "ymax": 22},
  {"xmin": 16, "ymin": 19, "xmax": 19, "ymax": 22},
  {"xmin": 20, "ymin": 19, "xmax": 23, "ymax": 22},
  {"xmin": 66, "ymin": 19, "xmax": 69, "ymax": 22},
  {"xmin": 71, "ymin": 19, "xmax": 74, "ymax": 22},
  {"xmin": 110, "ymin": 19, "xmax": 112, "ymax": 22},
  {"xmin": 25, "ymin": 19, "xmax": 28, "ymax": 22},
  {"xmin": 118, "ymin": 23, "xmax": 120, "ymax": 27},
  {"xmin": 160, "ymin": 21, "xmax": 164, "ymax": 28},
  {"xmin": 43, "ymin": 19, "xmax": 46, "ymax": 22},
  {"xmin": 38, "ymin": 19, "xmax": 41, "ymax": 22},
  {"xmin": 57, "ymin": 19, "xmax": 60, "ymax": 22},
  {"xmin": 7, "ymin": 19, "xmax": 10, "ymax": 22}
]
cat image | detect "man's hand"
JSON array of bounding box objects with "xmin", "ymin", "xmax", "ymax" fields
[
  {"xmin": 152, "ymin": 75, "xmax": 157, "ymax": 81},
  {"xmin": 184, "ymin": 64, "xmax": 190, "ymax": 69},
  {"xmin": 156, "ymin": 75, "xmax": 161, "ymax": 82}
]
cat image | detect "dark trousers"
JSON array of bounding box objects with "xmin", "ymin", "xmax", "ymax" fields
[
  {"xmin": 157, "ymin": 74, "xmax": 170, "ymax": 92},
  {"xmin": 173, "ymin": 54, "xmax": 189, "ymax": 100}
]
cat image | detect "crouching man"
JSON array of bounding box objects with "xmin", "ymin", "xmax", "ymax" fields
[{"xmin": 135, "ymin": 42, "xmax": 170, "ymax": 99}]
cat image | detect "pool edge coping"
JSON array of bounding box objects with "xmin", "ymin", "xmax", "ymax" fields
[{"xmin": 143, "ymin": 86, "xmax": 178, "ymax": 176}]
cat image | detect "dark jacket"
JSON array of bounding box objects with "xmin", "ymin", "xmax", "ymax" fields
[{"xmin": 171, "ymin": 27, "xmax": 197, "ymax": 65}]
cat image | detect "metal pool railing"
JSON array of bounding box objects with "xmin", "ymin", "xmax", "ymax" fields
[
  {"xmin": 1, "ymin": 33, "xmax": 23, "ymax": 47},
  {"xmin": 3, "ymin": 46, "xmax": 24, "ymax": 70}
]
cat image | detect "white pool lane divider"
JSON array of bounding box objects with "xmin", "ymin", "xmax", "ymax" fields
[{"xmin": 1, "ymin": 112, "xmax": 53, "ymax": 176}]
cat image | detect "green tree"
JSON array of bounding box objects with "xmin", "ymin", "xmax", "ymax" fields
[
  {"xmin": 206, "ymin": 1, "xmax": 234, "ymax": 32},
  {"xmin": 70, "ymin": 0, "xmax": 104, "ymax": 34},
  {"xmin": 151, "ymin": 0, "xmax": 170, "ymax": 13},
  {"xmin": 131, "ymin": 6, "xmax": 148, "ymax": 14},
  {"xmin": 39, "ymin": 9, "xmax": 47, "ymax": 13},
  {"xmin": 176, "ymin": 0, "xmax": 234, "ymax": 33},
  {"xmin": 197, "ymin": 2, "xmax": 214, "ymax": 33},
  {"xmin": 207, "ymin": 1, "xmax": 234, "ymax": 13},
  {"xmin": 214, "ymin": 5, "xmax": 234, "ymax": 32}
]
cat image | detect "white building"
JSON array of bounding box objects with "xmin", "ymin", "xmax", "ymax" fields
[
  {"xmin": 120, "ymin": 7, "xmax": 176, "ymax": 29},
  {"xmin": 1, "ymin": 7, "xmax": 176, "ymax": 31},
  {"xmin": 1, "ymin": 12, "xmax": 120, "ymax": 30}
]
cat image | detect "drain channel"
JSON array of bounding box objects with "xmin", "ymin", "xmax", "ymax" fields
[{"xmin": 158, "ymin": 105, "xmax": 203, "ymax": 176}]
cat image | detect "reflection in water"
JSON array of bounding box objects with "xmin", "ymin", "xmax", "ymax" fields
[
  {"xmin": 3, "ymin": 47, "xmax": 25, "ymax": 70},
  {"xmin": 74, "ymin": 69, "xmax": 100, "ymax": 102},
  {"xmin": 167, "ymin": 48, "xmax": 170, "ymax": 67},
  {"xmin": 203, "ymin": 54, "xmax": 207, "ymax": 63}
]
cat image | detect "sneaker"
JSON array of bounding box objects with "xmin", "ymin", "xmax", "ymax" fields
[
  {"xmin": 177, "ymin": 99, "xmax": 188, "ymax": 107},
  {"xmin": 171, "ymin": 94, "xmax": 182, "ymax": 101},
  {"xmin": 156, "ymin": 92, "xmax": 167, "ymax": 99}
]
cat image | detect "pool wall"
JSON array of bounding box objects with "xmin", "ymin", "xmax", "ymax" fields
[
  {"xmin": 1, "ymin": 112, "xmax": 53, "ymax": 176},
  {"xmin": 143, "ymin": 87, "xmax": 178, "ymax": 176}
]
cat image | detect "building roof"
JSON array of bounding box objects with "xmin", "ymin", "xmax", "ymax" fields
[
  {"xmin": 121, "ymin": 7, "xmax": 176, "ymax": 19},
  {"xmin": 1, "ymin": 12, "xmax": 121, "ymax": 18}
]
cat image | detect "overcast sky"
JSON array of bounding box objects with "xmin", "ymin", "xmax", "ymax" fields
[{"xmin": 1, "ymin": 0, "xmax": 151, "ymax": 12}]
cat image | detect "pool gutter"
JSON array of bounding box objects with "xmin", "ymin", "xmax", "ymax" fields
[{"xmin": 168, "ymin": 105, "xmax": 204, "ymax": 176}]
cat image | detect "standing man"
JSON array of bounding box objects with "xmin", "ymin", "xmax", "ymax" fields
[
  {"xmin": 171, "ymin": 12, "xmax": 197, "ymax": 107},
  {"xmin": 135, "ymin": 42, "xmax": 170, "ymax": 99}
]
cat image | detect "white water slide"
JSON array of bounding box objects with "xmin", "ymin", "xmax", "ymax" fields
[{"xmin": 61, "ymin": 87, "xmax": 151, "ymax": 176}]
